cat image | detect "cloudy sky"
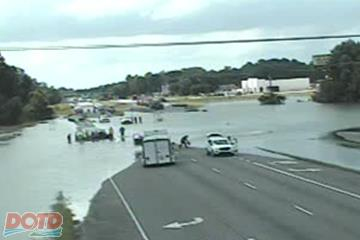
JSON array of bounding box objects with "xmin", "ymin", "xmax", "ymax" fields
[{"xmin": 1, "ymin": 0, "xmax": 360, "ymax": 89}]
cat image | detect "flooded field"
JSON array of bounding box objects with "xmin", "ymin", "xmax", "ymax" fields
[{"xmin": 1, "ymin": 97, "xmax": 360, "ymax": 239}]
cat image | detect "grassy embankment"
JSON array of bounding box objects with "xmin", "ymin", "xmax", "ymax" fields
[
  {"xmin": 52, "ymin": 90, "xmax": 314, "ymax": 116},
  {"xmin": 51, "ymin": 104, "xmax": 75, "ymax": 117}
]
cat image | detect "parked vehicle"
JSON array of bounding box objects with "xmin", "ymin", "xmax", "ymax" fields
[
  {"xmin": 141, "ymin": 130, "xmax": 175, "ymax": 167},
  {"xmin": 121, "ymin": 118, "xmax": 133, "ymax": 125},
  {"xmin": 99, "ymin": 116, "xmax": 110, "ymax": 123},
  {"xmin": 206, "ymin": 136, "xmax": 238, "ymax": 156},
  {"xmin": 133, "ymin": 133, "xmax": 144, "ymax": 145},
  {"xmin": 206, "ymin": 132, "xmax": 224, "ymax": 139}
]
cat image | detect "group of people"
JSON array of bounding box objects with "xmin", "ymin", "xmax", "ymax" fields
[
  {"xmin": 131, "ymin": 116, "xmax": 143, "ymax": 124},
  {"xmin": 67, "ymin": 115, "xmax": 146, "ymax": 144},
  {"xmin": 72, "ymin": 128, "xmax": 114, "ymax": 143},
  {"xmin": 67, "ymin": 126, "xmax": 117, "ymax": 143}
]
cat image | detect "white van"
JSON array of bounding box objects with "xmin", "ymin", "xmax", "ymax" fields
[{"xmin": 142, "ymin": 130, "xmax": 175, "ymax": 167}]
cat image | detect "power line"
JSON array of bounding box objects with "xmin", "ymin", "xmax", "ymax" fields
[{"xmin": 1, "ymin": 34, "xmax": 360, "ymax": 52}]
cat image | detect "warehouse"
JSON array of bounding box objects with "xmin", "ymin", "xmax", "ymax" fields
[{"xmin": 241, "ymin": 77, "xmax": 310, "ymax": 93}]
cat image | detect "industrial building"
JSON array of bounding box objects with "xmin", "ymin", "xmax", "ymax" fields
[{"xmin": 241, "ymin": 77, "xmax": 311, "ymax": 93}]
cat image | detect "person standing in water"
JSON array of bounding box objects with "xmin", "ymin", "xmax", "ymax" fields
[
  {"xmin": 108, "ymin": 127, "xmax": 114, "ymax": 140},
  {"xmin": 119, "ymin": 126, "xmax": 125, "ymax": 141}
]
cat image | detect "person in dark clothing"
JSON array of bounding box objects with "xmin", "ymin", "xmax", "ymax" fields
[
  {"xmin": 108, "ymin": 127, "xmax": 114, "ymax": 140},
  {"xmin": 67, "ymin": 134, "xmax": 72, "ymax": 144},
  {"xmin": 134, "ymin": 116, "xmax": 138, "ymax": 124},
  {"xmin": 139, "ymin": 116, "xmax": 143, "ymax": 124},
  {"xmin": 119, "ymin": 126, "xmax": 125, "ymax": 138},
  {"xmin": 180, "ymin": 135, "xmax": 190, "ymax": 148}
]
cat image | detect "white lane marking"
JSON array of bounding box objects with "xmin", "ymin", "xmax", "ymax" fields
[
  {"xmin": 191, "ymin": 158, "xmax": 198, "ymax": 163},
  {"xmin": 253, "ymin": 162, "xmax": 360, "ymax": 201},
  {"xmin": 212, "ymin": 168, "xmax": 222, "ymax": 174},
  {"xmin": 109, "ymin": 177, "xmax": 150, "ymax": 240},
  {"xmin": 243, "ymin": 182, "xmax": 257, "ymax": 190},
  {"xmin": 288, "ymin": 168, "xmax": 321, "ymax": 172},
  {"xmin": 270, "ymin": 161, "xmax": 298, "ymax": 165},
  {"xmin": 294, "ymin": 205, "xmax": 314, "ymax": 216},
  {"xmin": 163, "ymin": 217, "xmax": 204, "ymax": 230}
]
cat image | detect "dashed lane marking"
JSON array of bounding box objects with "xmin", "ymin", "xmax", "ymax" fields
[
  {"xmin": 253, "ymin": 162, "xmax": 360, "ymax": 201},
  {"xmin": 212, "ymin": 168, "xmax": 222, "ymax": 174},
  {"xmin": 288, "ymin": 168, "xmax": 321, "ymax": 172},
  {"xmin": 270, "ymin": 161, "xmax": 298, "ymax": 165},
  {"xmin": 294, "ymin": 205, "xmax": 314, "ymax": 216},
  {"xmin": 243, "ymin": 182, "xmax": 257, "ymax": 190}
]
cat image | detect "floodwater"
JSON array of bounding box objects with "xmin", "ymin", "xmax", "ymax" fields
[{"xmin": 1, "ymin": 96, "xmax": 360, "ymax": 239}]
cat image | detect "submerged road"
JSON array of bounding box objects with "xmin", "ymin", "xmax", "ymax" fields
[{"xmin": 82, "ymin": 148, "xmax": 360, "ymax": 240}]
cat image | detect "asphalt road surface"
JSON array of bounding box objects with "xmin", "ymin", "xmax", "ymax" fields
[{"xmin": 82, "ymin": 148, "xmax": 360, "ymax": 240}]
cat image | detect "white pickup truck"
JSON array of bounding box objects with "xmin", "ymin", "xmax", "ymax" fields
[{"xmin": 206, "ymin": 134, "xmax": 238, "ymax": 156}]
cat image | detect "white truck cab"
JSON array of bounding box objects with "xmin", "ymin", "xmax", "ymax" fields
[{"xmin": 142, "ymin": 130, "xmax": 175, "ymax": 167}]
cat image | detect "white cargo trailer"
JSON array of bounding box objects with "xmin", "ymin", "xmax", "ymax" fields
[{"xmin": 142, "ymin": 130, "xmax": 175, "ymax": 167}]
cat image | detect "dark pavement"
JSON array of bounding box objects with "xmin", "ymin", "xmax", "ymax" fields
[{"xmin": 82, "ymin": 148, "xmax": 360, "ymax": 240}]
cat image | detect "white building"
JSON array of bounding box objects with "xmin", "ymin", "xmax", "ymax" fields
[
  {"xmin": 241, "ymin": 77, "xmax": 310, "ymax": 93},
  {"xmin": 216, "ymin": 84, "xmax": 241, "ymax": 96},
  {"xmin": 271, "ymin": 78, "xmax": 311, "ymax": 91},
  {"xmin": 74, "ymin": 102, "xmax": 102, "ymax": 114},
  {"xmin": 241, "ymin": 78, "xmax": 267, "ymax": 93}
]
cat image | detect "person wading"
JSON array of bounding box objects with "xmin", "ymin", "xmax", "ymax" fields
[
  {"xmin": 179, "ymin": 135, "xmax": 190, "ymax": 148},
  {"xmin": 119, "ymin": 126, "xmax": 126, "ymax": 141}
]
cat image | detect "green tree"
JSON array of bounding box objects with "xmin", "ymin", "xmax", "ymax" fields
[
  {"xmin": 23, "ymin": 89, "xmax": 52, "ymax": 121},
  {"xmin": 316, "ymin": 40, "xmax": 360, "ymax": 102},
  {"xmin": 0, "ymin": 53, "xmax": 57, "ymax": 125},
  {"xmin": 44, "ymin": 87, "xmax": 63, "ymax": 105},
  {"xmin": 0, "ymin": 97, "xmax": 23, "ymax": 124}
]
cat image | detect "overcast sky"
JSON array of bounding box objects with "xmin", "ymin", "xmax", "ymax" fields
[{"xmin": 1, "ymin": 0, "xmax": 360, "ymax": 89}]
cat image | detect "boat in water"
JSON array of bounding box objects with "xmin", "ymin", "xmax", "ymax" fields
[{"xmin": 258, "ymin": 92, "xmax": 286, "ymax": 105}]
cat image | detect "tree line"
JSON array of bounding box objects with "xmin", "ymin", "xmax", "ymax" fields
[
  {"xmin": 74, "ymin": 58, "xmax": 312, "ymax": 99},
  {"xmin": 0, "ymin": 53, "xmax": 62, "ymax": 125},
  {"xmin": 314, "ymin": 40, "xmax": 360, "ymax": 103}
]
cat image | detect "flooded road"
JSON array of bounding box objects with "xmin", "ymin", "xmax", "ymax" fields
[{"xmin": 1, "ymin": 97, "xmax": 360, "ymax": 239}]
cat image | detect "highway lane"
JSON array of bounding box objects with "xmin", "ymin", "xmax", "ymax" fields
[
  {"xmin": 105, "ymin": 148, "xmax": 360, "ymax": 240},
  {"xmin": 181, "ymin": 149, "xmax": 360, "ymax": 239}
]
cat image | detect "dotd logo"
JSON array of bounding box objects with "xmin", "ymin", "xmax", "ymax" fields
[{"xmin": 3, "ymin": 212, "xmax": 63, "ymax": 238}]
